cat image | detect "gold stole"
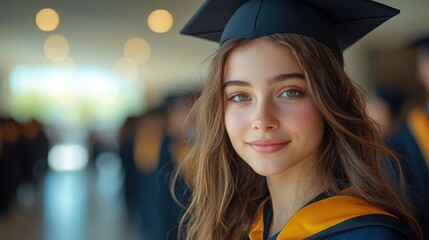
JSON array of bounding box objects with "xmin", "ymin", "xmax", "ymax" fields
[
  {"xmin": 406, "ymin": 107, "xmax": 429, "ymax": 168},
  {"xmin": 248, "ymin": 196, "xmax": 394, "ymax": 240}
]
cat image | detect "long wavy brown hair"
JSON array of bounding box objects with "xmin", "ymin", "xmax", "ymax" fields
[{"xmin": 173, "ymin": 33, "xmax": 421, "ymax": 239}]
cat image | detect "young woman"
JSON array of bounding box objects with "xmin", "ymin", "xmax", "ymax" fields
[{"xmin": 174, "ymin": 0, "xmax": 421, "ymax": 239}]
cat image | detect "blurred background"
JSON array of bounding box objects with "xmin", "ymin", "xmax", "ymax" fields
[{"xmin": 0, "ymin": 0, "xmax": 429, "ymax": 239}]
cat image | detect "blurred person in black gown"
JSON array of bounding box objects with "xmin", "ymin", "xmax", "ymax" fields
[
  {"xmin": 0, "ymin": 118, "xmax": 50, "ymax": 216},
  {"xmin": 367, "ymin": 86, "xmax": 411, "ymax": 137},
  {"xmin": 119, "ymin": 106, "xmax": 165, "ymax": 239},
  {"xmin": 20, "ymin": 119, "xmax": 50, "ymax": 183},
  {"xmin": 0, "ymin": 118, "xmax": 23, "ymax": 216},
  {"xmin": 386, "ymin": 35, "xmax": 429, "ymax": 240},
  {"xmin": 156, "ymin": 90, "xmax": 196, "ymax": 240},
  {"xmin": 119, "ymin": 88, "xmax": 196, "ymax": 240},
  {"xmin": 118, "ymin": 115, "xmax": 140, "ymax": 222}
]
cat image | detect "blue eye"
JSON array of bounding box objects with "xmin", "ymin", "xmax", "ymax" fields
[
  {"xmin": 229, "ymin": 94, "xmax": 250, "ymax": 102},
  {"xmin": 281, "ymin": 89, "xmax": 301, "ymax": 99}
]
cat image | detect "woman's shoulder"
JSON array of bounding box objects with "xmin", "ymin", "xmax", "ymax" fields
[
  {"xmin": 323, "ymin": 226, "xmax": 410, "ymax": 240},
  {"xmin": 299, "ymin": 195, "xmax": 419, "ymax": 240}
]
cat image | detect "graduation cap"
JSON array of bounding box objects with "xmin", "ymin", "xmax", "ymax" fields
[{"xmin": 181, "ymin": 0, "xmax": 399, "ymax": 54}]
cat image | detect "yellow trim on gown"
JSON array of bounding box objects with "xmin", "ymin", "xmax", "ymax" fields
[
  {"xmin": 407, "ymin": 107, "xmax": 429, "ymax": 168},
  {"xmin": 248, "ymin": 195, "xmax": 394, "ymax": 240}
]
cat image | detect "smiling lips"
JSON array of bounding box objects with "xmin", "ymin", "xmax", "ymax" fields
[{"xmin": 248, "ymin": 139, "xmax": 290, "ymax": 154}]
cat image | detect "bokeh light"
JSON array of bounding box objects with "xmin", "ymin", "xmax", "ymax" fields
[
  {"xmin": 48, "ymin": 144, "xmax": 89, "ymax": 171},
  {"xmin": 123, "ymin": 37, "xmax": 151, "ymax": 65},
  {"xmin": 35, "ymin": 8, "xmax": 60, "ymax": 32},
  {"xmin": 147, "ymin": 9, "xmax": 173, "ymax": 33},
  {"xmin": 44, "ymin": 34, "xmax": 70, "ymax": 62},
  {"xmin": 9, "ymin": 65, "xmax": 145, "ymax": 131}
]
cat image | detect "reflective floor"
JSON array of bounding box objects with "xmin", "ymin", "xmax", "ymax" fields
[{"xmin": 0, "ymin": 168, "xmax": 140, "ymax": 240}]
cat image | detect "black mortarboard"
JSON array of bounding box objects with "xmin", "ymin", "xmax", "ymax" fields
[{"xmin": 181, "ymin": 0, "xmax": 399, "ymax": 54}]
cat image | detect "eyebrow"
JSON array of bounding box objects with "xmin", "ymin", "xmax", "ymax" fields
[{"xmin": 223, "ymin": 73, "xmax": 305, "ymax": 88}]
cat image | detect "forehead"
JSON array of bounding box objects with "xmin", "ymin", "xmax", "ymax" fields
[{"xmin": 223, "ymin": 39, "xmax": 303, "ymax": 81}]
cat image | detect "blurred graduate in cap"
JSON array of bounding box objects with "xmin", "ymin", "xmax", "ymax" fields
[
  {"xmin": 173, "ymin": 0, "xmax": 422, "ymax": 239},
  {"xmin": 386, "ymin": 35, "xmax": 429, "ymax": 240}
]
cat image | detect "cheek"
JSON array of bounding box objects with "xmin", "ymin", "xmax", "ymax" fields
[
  {"xmin": 225, "ymin": 109, "xmax": 247, "ymax": 140},
  {"xmin": 285, "ymin": 105, "xmax": 324, "ymax": 134}
]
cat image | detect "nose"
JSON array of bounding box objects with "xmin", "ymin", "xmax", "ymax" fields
[{"xmin": 251, "ymin": 101, "xmax": 279, "ymax": 131}]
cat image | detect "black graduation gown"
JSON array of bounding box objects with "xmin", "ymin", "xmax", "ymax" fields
[{"xmin": 387, "ymin": 106, "xmax": 429, "ymax": 239}]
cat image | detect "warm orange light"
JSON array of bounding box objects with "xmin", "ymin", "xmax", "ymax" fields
[
  {"xmin": 123, "ymin": 37, "xmax": 151, "ymax": 65},
  {"xmin": 35, "ymin": 8, "xmax": 60, "ymax": 32},
  {"xmin": 147, "ymin": 9, "xmax": 173, "ymax": 33},
  {"xmin": 44, "ymin": 34, "xmax": 69, "ymax": 62}
]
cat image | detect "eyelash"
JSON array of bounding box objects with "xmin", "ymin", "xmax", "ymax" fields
[
  {"xmin": 228, "ymin": 92, "xmax": 250, "ymax": 102},
  {"xmin": 227, "ymin": 88, "xmax": 303, "ymax": 103},
  {"xmin": 280, "ymin": 88, "xmax": 303, "ymax": 100}
]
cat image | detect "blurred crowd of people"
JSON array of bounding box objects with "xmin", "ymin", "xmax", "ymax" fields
[
  {"xmin": 385, "ymin": 37, "xmax": 429, "ymax": 239},
  {"xmin": 366, "ymin": 37, "xmax": 429, "ymax": 239},
  {"xmin": 0, "ymin": 87, "xmax": 197, "ymax": 240},
  {"xmin": 0, "ymin": 118, "xmax": 50, "ymax": 216},
  {"xmin": 117, "ymin": 88, "xmax": 198, "ymax": 240}
]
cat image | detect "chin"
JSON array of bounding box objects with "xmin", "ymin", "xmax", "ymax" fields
[{"xmin": 250, "ymin": 165, "xmax": 284, "ymax": 177}]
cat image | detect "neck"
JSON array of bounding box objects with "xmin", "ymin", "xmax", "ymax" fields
[{"xmin": 266, "ymin": 161, "xmax": 326, "ymax": 237}]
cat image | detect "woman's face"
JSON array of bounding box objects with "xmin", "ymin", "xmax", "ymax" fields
[{"xmin": 223, "ymin": 39, "xmax": 325, "ymax": 177}]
